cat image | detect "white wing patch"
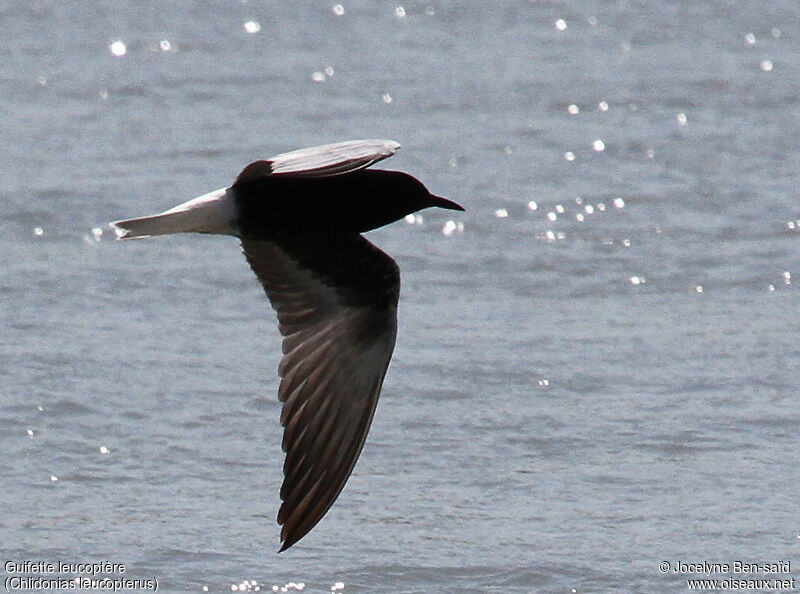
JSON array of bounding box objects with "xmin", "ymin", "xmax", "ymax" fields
[{"xmin": 234, "ymin": 139, "xmax": 401, "ymax": 184}]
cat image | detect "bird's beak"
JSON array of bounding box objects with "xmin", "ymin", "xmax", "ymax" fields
[{"xmin": 429, "ymin": 194, "xmax": 465, "ymax": 212}]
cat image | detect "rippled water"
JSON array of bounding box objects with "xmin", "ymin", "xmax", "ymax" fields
[{"xmin": 3, "ymin": 2, "xmax": 800, "ymax": 592}]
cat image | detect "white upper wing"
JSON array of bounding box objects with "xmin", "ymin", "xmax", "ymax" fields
[{"xmin": 234, "ymin": 139, "xmax": 401, "ymax": 184}]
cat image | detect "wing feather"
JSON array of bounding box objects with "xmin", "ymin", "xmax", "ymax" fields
[
  {"xmin": 241, "ymin": 233, "xmax": 399, "ymax": 551},
  {"xmin": 234, "ymin": 139, "xmax": 401, "ymax": 185}
]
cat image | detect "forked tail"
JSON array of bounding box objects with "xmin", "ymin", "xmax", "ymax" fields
[
  {"xmin": 111, "ymin": 212, "xmax": 193, "ymax": 239},
  {"xmin": 110, "ymin": 187, "xmax": 236, "ymax": 239}
]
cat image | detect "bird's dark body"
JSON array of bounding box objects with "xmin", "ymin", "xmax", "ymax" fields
[
  {"xmin": 233, "ymin": 169, "xmax": 433, "ymax": 237},
  {"xmin": 232, "ymin": 169, "xmax": 428, "ymax": 312}
]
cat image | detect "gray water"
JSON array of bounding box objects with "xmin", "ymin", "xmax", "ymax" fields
[{"xmin": 3, "ymin": 2, "xmax": 800, "ymax": 592}]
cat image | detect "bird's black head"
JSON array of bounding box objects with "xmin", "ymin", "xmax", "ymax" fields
[{"xmin": 353, "ymin": 170, "xmax": 464, "ymax": 232}]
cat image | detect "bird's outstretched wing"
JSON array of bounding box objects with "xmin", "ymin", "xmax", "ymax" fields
[
  {"xmin": 234, "ymin": 139, "xmax": 401, "ymax": 185},
  {"xmin": 241, "ymin": 233, "xmax": 400, "ymax": 551}
]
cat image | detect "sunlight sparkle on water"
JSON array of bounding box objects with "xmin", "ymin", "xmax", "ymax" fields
[
  {"xmin": 109, "ymin": 41, "xmax": 126, "ymax": 56},
  {"xmin": 231, "ymin": 579, "xmax": 262, "ymax": 591},
  {"xmin": 539, "ymin": 230, "xmax": 566, "ymax": 242},
  {"xmin": 441, "ymin": 220, "xmax": 463, "ymax": 236},
  {"xmin": 268, "ymin": 582, "xmax": 305, "ymax": 592},
  {"xmin": 244, "ymin": 21, "xmax": 261, "ymax": 34}
]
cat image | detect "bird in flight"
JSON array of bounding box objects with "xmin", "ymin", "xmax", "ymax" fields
[{"xmin": 110, "ymin": 139, "xmax": 464, "ymax": 551}]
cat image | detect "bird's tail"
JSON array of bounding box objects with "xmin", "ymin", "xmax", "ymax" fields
[
  {"xmin": 110, "ymin": 187, "xmax": 236, "ymax": 239},
  {"xmin": 111, "ymin": 211, "xmax": 191, "ymax": 239}
]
